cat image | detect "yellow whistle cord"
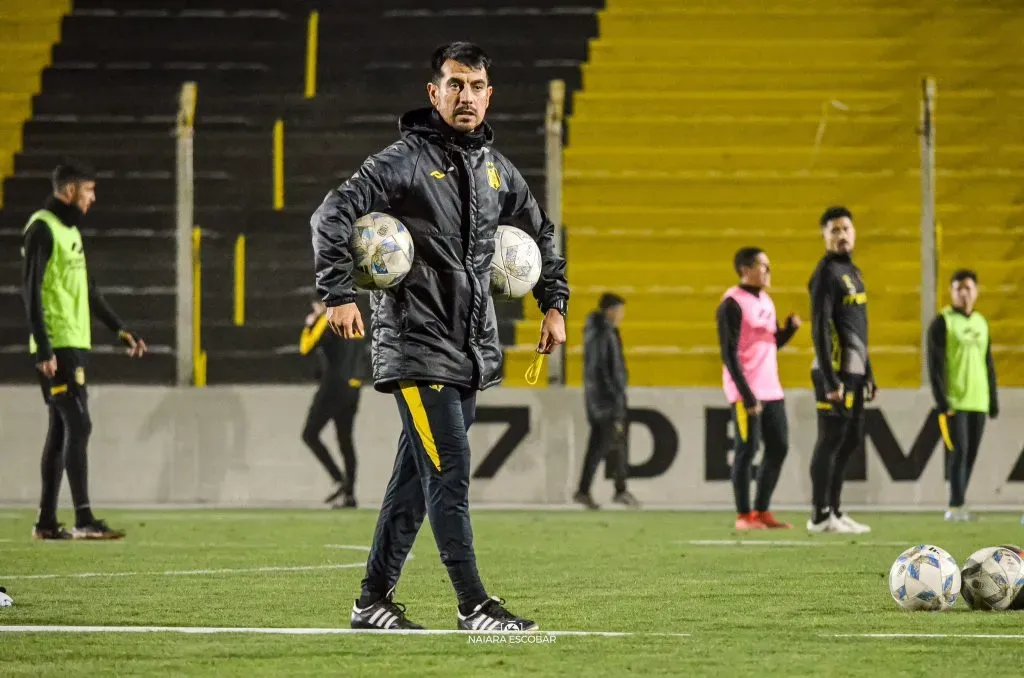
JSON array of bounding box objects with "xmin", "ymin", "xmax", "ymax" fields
[{"xmin": 524, "ymin": 352, "xmax": 546, "ymax": 385}]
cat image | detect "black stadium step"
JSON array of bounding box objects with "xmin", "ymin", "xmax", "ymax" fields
[
  {"xmin": 0, "ymin": 319, "xmax": 175, "ymax": 350},
  {"xmin": 59, "ymin": 15, "xmax": 305, "ymax": 45},
  {"xmin": 316, "ymin": 14, "xmax": 597, "ymax": 44},
  {"xmin": 16, "ymin": 148, "xmax": 175, "ymax": 174},
  {"xmin": 204, "ymin": 352, "xmax": 310, "ymax": 385},
  {"xmin": 0, "ymin": 352, "xmax": 176, "ymax": 385},
  {"xmin": 50, "ymin": 43, "xmax": 304, "ymax": 68},
  {"xmin": 2, "ymin": 175, "xmax": 175, "ymax": 209},
  {"xmin": 40, "ymin": 68, "xmax": 300, "ymax": 96}
]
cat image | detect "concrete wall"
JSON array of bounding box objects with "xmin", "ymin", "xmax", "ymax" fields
[{"xmin": 2, "ymin": 386, "xmax": 1022, "ymax": 509}]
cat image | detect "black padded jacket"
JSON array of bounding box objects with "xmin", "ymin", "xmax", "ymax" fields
[{"xmin": 311, "ymin": 108, "xmax": 569, "ymax": 393}]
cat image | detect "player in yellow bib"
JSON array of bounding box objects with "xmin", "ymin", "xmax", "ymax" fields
[
  {"xmin": 927, "ymin": 269, "xmax": 998, "ymax": 523},
  {"xmin": 21, "ymin": 163, "xmax": 147, "ymax": 540}
]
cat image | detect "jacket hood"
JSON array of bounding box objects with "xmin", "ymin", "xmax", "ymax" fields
[{"xmin": 399, "ymin": 107, "xmax": 494, "ymax": 149}]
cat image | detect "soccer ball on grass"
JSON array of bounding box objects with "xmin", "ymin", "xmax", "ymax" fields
[
  {"xmin": 888, "ymin": 544, "xmax": 960, "ymax": 611},
  {"xmin": 960, "ymin": 545, "xmax": 1024, "ymax": 611}
]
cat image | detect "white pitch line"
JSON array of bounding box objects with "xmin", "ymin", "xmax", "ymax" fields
[
  {"xmin": 0, "ymin": 625, "xmax": 690, "ymax": 638},
  {"xmin": 681, "ymin": 539, "xmax": 910, "ymax": 547},
  {"xmin": 830, "ymin": 633, "xmax": 1024, "ymax": 640},
  {"xmin": 0, "ymin": 563, "xmax": 363, "ymax": 581}
]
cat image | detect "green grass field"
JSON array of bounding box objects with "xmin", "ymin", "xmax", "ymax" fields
[{"xmin": 1, "ymin": 508, "xmax": 1023, "ymax": 676}]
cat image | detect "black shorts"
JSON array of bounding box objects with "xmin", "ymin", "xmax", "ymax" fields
[
  {"xmin": 36, "ymin": 348, "xmax": 89, "ymax": 404},
  {"xmin": 811, "ymin": 369, "xmax": 864, "ymax": 419}
]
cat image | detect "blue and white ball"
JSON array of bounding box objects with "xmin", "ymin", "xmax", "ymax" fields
[
  {"xmin": 350, "ymin": 213, "xmax": 414, "ymax": 290},
  {"xmin": 888, "ymin": 544, "xmax": 961, "ymax": 611},
  {"xmin": 490, "ymin": 224, "xmax": 542, "ymax": 300},
  {"xmin": 960, "ymin": 545, "xmax": 1024, "ymax": 611}
]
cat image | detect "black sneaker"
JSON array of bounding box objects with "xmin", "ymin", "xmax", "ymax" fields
[
  {"xmin": 573, "ymin": 491, "xmax": 600, "ymax": 510},
  {"xmin": 331, "ymin": 492, "xmax": 357, "ymax": 509},
  {"xmin": 458, "ymin": 596, "xmax": 539, "ymax": 632},
  {"xmin": 72, "ymin": 519, "xmax": 126, "ymax": 541},
  {"xmin": 351, "ymin": 593, "xmax": 424, "ymax": 630},
  {"xmin": 32, "ymin": 523, "xmax": 72, "ymax": 540},
  {"xmin": 613, "ymin": 490, "xmax": 641, "ymax": 509}
]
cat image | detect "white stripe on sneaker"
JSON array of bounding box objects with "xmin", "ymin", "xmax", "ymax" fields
[
  {"xmin": 379, "ymin": 613, "xmax": 395, "ymax": 629},
  {"xmin": 368, "ymin": 609, "xmax": 385, "ymax": 626},
  {"xmin": 471, "ymin": 615, "xmax": 487, "ymax": 631}
]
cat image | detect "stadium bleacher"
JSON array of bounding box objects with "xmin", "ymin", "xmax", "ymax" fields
[
  {"xmin": 2, "ymin": 0, "xmax": 1020, "ymax": 388},
  {"xmin": 517, "ymin": 0, "xmax": 1024, "ymax": 388},
  {"xmin": 0, "ymin": 0, "xmax": 599, "ymax": 385}
]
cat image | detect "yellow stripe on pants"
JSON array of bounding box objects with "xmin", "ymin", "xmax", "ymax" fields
[
  {"xmin": 399, "ymin": 381, "xmax": 441, "ymax": 471},
  {"xmin": 735, "ymin": 402, "xmax": 749, "ymax": 443},
  {"xmin": 938, "ymin": 413, "xmax": 954, "ymax": 451}
]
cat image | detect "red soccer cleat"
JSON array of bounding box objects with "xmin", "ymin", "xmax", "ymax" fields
[
  {"xmin": 753, "ymin": 511, "xmax": 792, "ymax": 529},
  {"xmin": 735, "ymin": 512, "xmax": 766, "ymax": 530}
]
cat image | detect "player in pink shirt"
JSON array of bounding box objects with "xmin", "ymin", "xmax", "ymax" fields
[{"xmin": 716, "ymin": 247, "xmax": 801, "ymax": 530}]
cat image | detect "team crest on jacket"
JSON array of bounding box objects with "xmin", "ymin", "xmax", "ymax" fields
[{"xmin": 486, "ymin": 162, "xmax": 501, "ymax": 190}]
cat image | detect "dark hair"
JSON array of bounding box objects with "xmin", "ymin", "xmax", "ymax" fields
[
  {"xmin": 431, "ymin": 42, "xmax": 491, "ymax": 83},
  {"xmin": 598, "ymin": 292, "xmax": 625, "ymax": 311},
  {"xmin": 951, "ymin": 269, "xmax": 977, "ymax": 285},
  {"xmin": 733, "ymin": 247, "xmax": 764, "ymax": 276},
  {"xmin": 820, "ymin": 205, "xmax": 853, "ymax": 227},
  {"xmin": 52, "ymin": 162, "xmax": 95, "ymax": 193}
]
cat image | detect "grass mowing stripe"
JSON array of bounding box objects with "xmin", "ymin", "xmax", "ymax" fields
[
  {"xmin": 0, "ymin": 625, "xmax": 691, "ymax": 638},
  {"xmin": 0, "ymin": 563, "xmax": 364, "ymax": 580},
  {"xmin": 829, "ymin": 633, "xmax": 1024, "ymax": 640},
  {"xmin": 681, "ymin": 539, "xmax": 911, "ymax": 547}
]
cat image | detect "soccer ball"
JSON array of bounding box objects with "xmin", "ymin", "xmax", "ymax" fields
[
  {"xmin": 0, "ymin": 587, "xmax": 12, "ymax": 608},
  {"xmin": 960, "ymin": 545, "xmax": 1024, "ymax": 611},
  {"xmin": 490, "ymin": 225, "xmax": 542, "ymax": 299},
  {"xmin": 350, "ymin": 212, "xmax": 414, "ymax": 290},
  {"xmin": 888, "ymin": 544, "xmax": 961, "ymax": 611}
]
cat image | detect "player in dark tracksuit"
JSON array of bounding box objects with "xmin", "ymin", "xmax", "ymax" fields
[
  {"xmin": 807, "ymin": 206, "xmax": 876, "ymax": 535},
  {"xmin": 300, "ymin": 300, "xmax": 369, "ymax": 508},
  {"xmin": 574, "ymin": 292, "xmax": 638, "ymax": 510},
  {"xmin": 311, "ymin": 43, "xmax": 568, "ymax": 632}
]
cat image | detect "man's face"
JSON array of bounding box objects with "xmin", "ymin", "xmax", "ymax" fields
[
  {"xmin": 742, "ymin": 252, "xmax": 771, "ymax": 289},
  {"xmin": 822, "ymin": 216, "xmax": 855, "ymax": 253},
  {"xmin": 607, "ymin": 305, "xmax": 625, "ymax": 327},
  {"xmin": 427, "ymin": 59, "xmax": 492, "ymax": 132},
  {"xmin": 60, "ymin": 180, "xmax": 96, "ymax": 215},
  {"xmin": 951, "ymin": 278, "xmax": 978, "ymax": 310}
]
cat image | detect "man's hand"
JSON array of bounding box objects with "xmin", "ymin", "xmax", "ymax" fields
[
  {"xmin": 537, "ymin": 308, "xmax": 566, "ymax": 354},
  {"xmin": 989, "ymin": 406, "xmax": 999, "ymax": 420},
  {"xmin": 865, "ymin": 380, "xmax": 878, "ymax": 403},
  {"xmin": 326, "ymin": 303, "xmax": 364, "ymax": 339},
  {"xmin": 945, "ymin": 409, "xmax": 956, "ymax": 418},
  {"xmin": 824, "ymin": 382, "xmax": 845, "ymax": 402},
  {"xmin": 119, "ymin": 330, "xmax": 147, "ymax": 359},
  {"xmin": 36, "ymin": 356, "xmax": 57, "ymax": 378},
  {"xmin": 786, "ymin": 313, "xmax": 802, "ymax": 329}
]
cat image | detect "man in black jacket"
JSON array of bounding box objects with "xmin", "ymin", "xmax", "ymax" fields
[
  {"xmin": 311, "ymin": 42, "xmax": 568, "ymax": 632},
  {"xmin": 807, "ymin": 206, "xmax": 876, "ymax": 535},
  {"xmin": 574, "ymin": 293, "xmax": 637, "ymax": 510},
  {"xmin": 299, "ymin": 298, "xmax": 369, "ymax": 509}
]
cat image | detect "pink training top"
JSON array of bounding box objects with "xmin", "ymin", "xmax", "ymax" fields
[{"xmin": 721, "ymin": 286, "xmax": 785, "ymax": 404}]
